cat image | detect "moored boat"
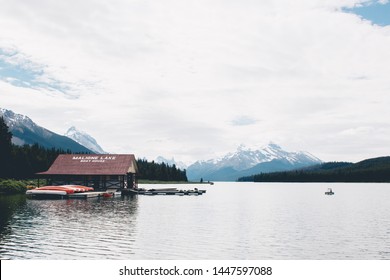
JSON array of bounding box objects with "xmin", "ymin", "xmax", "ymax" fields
[
  {"xmin": 26, "ymin": 185, "xmax": 94, "ymax": 199},
  {"xmin": 26, "ymin": 189, "xmax": 68, "ymax": 199},
  {"xmin": 325, "ymin": 188, "xmax": 334, "ymax": 195},
  {"xmin": 60, "ymin": 185, "xmax": 94, "ymax": 192},
  {"xmin": 26, "ymin": 189, "xmax": 68, "ymax": 196},
  {"xmin": 30, "ymin": 186, "xmax": 75, "ymax": 194}
]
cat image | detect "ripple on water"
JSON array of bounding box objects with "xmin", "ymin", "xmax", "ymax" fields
[{"xmin": 1, "ymin": 183, "xmax": 390, "ymax": 259}]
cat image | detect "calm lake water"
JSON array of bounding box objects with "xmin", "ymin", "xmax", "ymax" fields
[{"xmin": 1, "ymin": 182, "xmax": 390, "ymax": 260}]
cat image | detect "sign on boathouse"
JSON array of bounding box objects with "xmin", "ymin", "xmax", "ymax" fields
[{"xmin": 72, "ymin": 155, "xmax": 117, "ymax": 163}]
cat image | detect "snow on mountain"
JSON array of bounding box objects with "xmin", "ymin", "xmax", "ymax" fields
[
  {"xmin": 187, "ymin": 143, "xmax": 322, "ymax": 181},
  {"xmin": 65, "ymin": 126, "xmax": 106, "ymax": 154},
  {"xmin": 0, "ymin": 108, "xmax": 93, "ymax": 153},
  {"xmin": 194, "ymin": 143, "xmax": 321, "ymax": 171},
  {"xmin": 155, "ymin": 156, "xmax": 187, "ymax": 170},
  {"xmin": 1, "ymin": 108, "xmax": 59, "ymax": 146},
  {"xmin": 1, "ymin": 108, "xmax": 51, "ymax": 144}
]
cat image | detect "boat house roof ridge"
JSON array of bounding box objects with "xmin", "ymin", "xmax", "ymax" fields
[{"xmin": 37, "ymin": 154, "xmax": 138, "ymax": 176}]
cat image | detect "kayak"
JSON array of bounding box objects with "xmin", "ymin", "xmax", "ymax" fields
[
  {"xmin": 26, "ymin": 185, "xmax": 94, "ymax": 199},
  {"xmin": 32, "ymin": 185, "xmax": 94, "ymax": 193},
  {"xmin": 62, "ymin": 185, "xmax": 94, "ymax": 192},
  {"xmin": 26, "ymin": 189, "xmax": 68, "ymax": 196},
  {"xmin": 32, "ymin": 186, "xmax": 75, "ymax": 194}
]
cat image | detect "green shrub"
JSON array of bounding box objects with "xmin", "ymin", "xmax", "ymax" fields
[{"xmin": 0, "ymin": 179, "xmax": 27, "ymax": 194}]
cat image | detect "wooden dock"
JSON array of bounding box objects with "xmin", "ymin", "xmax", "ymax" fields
[
  {"xmin": 67, "ymin": 191, "xmax": 108, "ymax": 199},
  {"xmin": 67, "ymin": 191, "xmax": 121, "ymax": 199},
  {"xmin": 121, "ymin": 188, "xmax": 206, "ymax": 196},
  {"xmin": 27, "ymin": 188, "xmax": 206, "ymax": 199}
]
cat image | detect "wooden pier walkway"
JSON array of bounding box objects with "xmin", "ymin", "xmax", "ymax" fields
[
  {"xmin": 27, "ymin": 188, "xmax": 206, "ymax": 199},
  {"xmin": 67, "ymin": 191, "xmax": 109, "ymax": 199},
  {"xmin": 121, "ymin": 188, "xmax": 206, "ymax": 196}
]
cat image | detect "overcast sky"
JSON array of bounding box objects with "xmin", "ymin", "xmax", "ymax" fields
[{"xmin": 1, "ymin": 0, "xmax": 390, "ymax": 164}]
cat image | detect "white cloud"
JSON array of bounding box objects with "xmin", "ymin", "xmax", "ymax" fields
[
  {"xmin": 1, "ymin": 0, "xmax": 390, "ymax": 163},
  {"xmin": 231, "ymin": 115, "xmax": 259, "ymax": 126}
]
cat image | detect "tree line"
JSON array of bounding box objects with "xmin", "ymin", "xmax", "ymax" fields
[
  {"xmin": 0, "ymin": 116, "xmax": 187, "ymax": 181},
  {"xmin": 238, "ymin": 158, "xmax": 390, "ymax": 182},
  {"xmin": 136, "ymin": 158, "xmax": 187, "ymax": 182}
]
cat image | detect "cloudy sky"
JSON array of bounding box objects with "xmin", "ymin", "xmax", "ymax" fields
[{"xmin": 1, "ymin": 0, "xmax": 390, "ymax": 164}]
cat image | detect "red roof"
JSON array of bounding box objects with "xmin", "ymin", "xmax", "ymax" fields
[{"xmin": 37, "ymin": 154, "xmax": 138, "ymax": 175}]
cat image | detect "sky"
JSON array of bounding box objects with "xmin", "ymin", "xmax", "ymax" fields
[
  {"xmin": 1, "ymin": 0, "xmax": 390, "ymax": 165},
  {"xmin": 344, "ymin": 0, "xmax": 390, "ymax": 26}
]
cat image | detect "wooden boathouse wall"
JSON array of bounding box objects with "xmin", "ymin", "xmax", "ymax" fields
[{"xmin": 37, "ymin": 154, "xmax": 138, "ymax": 190}]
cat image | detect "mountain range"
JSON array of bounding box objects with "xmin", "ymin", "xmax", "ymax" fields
[
  {"xmin": 0, "ymin": 108, "xmax": 103, "ymax": 154},
  {"xmin": 186, "ymin": 144, "xmax": 322, "ymax": 181},
  {"xmin": 1, "ymin": 108, "xmax": 324, "ymax": 181}
]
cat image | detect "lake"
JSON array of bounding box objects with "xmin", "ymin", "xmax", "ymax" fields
[{"xmin": 1, "ymin": 182, "xmax": 390, "ymax": 260}]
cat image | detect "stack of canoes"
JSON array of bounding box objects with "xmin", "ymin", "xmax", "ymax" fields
[{"xmin": 26, "ymin": 185, "xmax": 94, "ymax": 197}]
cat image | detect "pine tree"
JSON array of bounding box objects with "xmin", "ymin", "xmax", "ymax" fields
[{"xmin": 0, "ymin": 116, "xmax": 13, "ymax": 178}]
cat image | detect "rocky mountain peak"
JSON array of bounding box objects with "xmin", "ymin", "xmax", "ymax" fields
[
  {"xmin": 187, "ymin": 143, "xmax": 322, "ymax": 181},
  {"xmin": 64, "ymin": 126, "xmax": 106, "ymax": 154}
]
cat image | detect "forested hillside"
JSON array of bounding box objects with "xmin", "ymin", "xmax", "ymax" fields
[{"xmin": 239, "ymin": 158, "xmax": 390, "ymax": 182}]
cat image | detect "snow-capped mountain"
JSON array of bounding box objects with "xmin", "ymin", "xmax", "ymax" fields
[
  {"xmin": 65, "ymin": 126, "xmax": 106, "ymax": 154},
  {"xmin": 187, "ymin": 143, "xmax": 322, "ymax": 181},
  {"xmin": 1, "ymin": 108, "xmax": 46, "ymax": 145},
  {"xmin": 0, "ymin": 108, "xmax": 93, "ymax": 153},
  {"xmin": 155, "ymin": 156, "xmax": 187, "ymax": 170}
]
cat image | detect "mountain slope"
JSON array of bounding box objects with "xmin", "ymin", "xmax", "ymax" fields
[
  {"xmin": 187, "ymin": 143, "xmax": 322, "ymax": 181},
  {"xmin": 65, "ymin": 126, "xmax": 106, "ymax": 154},
  {"xmin": 0, "ymin": 108, "xmax": 93, "ymax": 153}
]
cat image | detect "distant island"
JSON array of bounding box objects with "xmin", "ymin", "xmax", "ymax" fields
[{"xmin": 238, "ymin": 157, "xmax": 390, "ymax": 182}]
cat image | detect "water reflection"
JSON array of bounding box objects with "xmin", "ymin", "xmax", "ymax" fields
[
  {"xmin": 1, "ymin": 183, "xmax": 390, "ymax": 259},
  {"xmin": 0, "ymin": 195, "xmax": 139, "ymax": 259},
  {"xmin": 0, "ymin": 195, "xmax": 27, "ymax": 245}
]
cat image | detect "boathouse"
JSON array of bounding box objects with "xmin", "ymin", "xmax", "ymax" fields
[{"xmin": 37, "ymin": 154, "xmax": 138, "ymax": 190}]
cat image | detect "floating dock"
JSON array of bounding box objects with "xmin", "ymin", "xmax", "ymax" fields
[
  {"xmin": 27, "ymin": 191, "xmax": 121, "ymax": 200},
  {"xmin": 121, "ymin": 188, "xmax": 206, "ymax": 196},
  {"xmin": 68, "ymin": 191, "xmax": 117, "ymax": 199},
  {"xmin": 27, "ymin": 186, "xmax": 206, "ymax": 199}
]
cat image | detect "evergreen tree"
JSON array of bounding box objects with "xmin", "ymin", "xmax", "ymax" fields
[
  {"xmin": 238, "ymin": 158, "xmax": 390, "ymax": 183},
  {"xmin": 0, "ymin": 117, "xmax": 13, "ymax": 178},
  {"xmin": 136, "ymin": 158, "xmax": 188, "ymax": 182}
]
